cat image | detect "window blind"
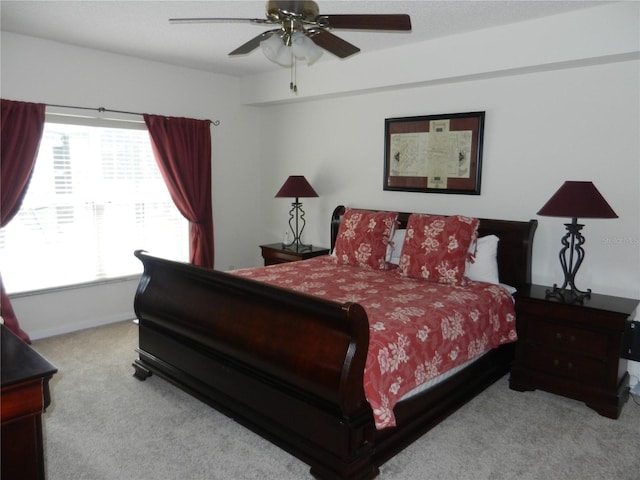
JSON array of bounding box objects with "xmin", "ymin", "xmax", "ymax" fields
[{"xmin": 0, "ymin": 122, "xmax": 189, "ymax": 293}]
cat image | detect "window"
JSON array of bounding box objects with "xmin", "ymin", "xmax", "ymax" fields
[{"xmin": 0, "ymin": 119, "xmax": 189, "ymax": 293}]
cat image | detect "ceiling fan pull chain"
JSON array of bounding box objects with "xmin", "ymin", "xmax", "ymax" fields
[{"xmin": 290, "ymin": 55, "xmax": 297, "ymax": 93}]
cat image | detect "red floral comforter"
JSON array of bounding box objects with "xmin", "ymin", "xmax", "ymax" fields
[{"xmin": 232, "ymin": 255, "xmax": 517, "ymax": 429}]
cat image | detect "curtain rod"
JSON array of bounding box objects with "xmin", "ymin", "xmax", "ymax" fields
[{"xmin": 46, "ymin": 103, "xmax": 221, "ymax": 126}]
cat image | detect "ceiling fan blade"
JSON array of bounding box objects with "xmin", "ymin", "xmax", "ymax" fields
[
  {"xmin": 169, "ymin": 17, "xmax": 270, "ymax": 25},
  {"xmin": 317, "ymin": 14, "xmax": 411, "ymax": 31},
  {"xmin": 307, "ymin": 29, "xmax": 360, "ymax": 59},
  {"xmin": 228, "ymin": 30, "xmax": 279, "ymax": 56}
]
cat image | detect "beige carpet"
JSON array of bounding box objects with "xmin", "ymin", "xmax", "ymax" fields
[{"xmin": 34, "ymin": 320, "xmax": 640, "ymax": 480}]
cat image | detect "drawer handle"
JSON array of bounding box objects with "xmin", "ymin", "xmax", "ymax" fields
[
  {"xmin": 555, "ymin": 333, "xmax": 576, "ymax": 342},
  {"xmin": 553, "ymin": 359, "xmax": 573, "ymax": 369}
]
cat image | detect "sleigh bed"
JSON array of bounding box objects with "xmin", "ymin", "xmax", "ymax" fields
[{"xmin": 132, "ymin": 205, "xmax": 537, "ymax": 480}]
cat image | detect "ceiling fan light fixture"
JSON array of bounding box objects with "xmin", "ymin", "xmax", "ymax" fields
[
  {"xmin": 260, "ymin": 32, "xmax": 294, "ymax": 66},
  {"xmin": 275, "ymin": 43, "xmax": 294, "ymax": 66},
  {"xmin": 260, "ymin": 33, "xmax": 285, "ymax": 62},
  {"xmin": 260, "ymin": 30, "xmax": 321, "ymax": 67},
  {"xmin": 291, "ymin": 31, "xmax": 323, "ymax": 65}
]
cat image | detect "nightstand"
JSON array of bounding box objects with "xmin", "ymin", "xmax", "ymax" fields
[
  {"xmin": 510, "ymin": 284, "xmax": 638, "ymax": 419},
  {"xmin": 260, "ymin": 243, "xmax": 330, "ymax": 266}
]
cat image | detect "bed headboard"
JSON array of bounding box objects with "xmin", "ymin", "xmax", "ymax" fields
[{"xmin": 330, "ymin": 205, "xmax": 537, "ymax": 291}]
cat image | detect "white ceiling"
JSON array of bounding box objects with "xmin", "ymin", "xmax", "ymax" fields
[{"xmin": 0, "ymin": 1, "xmax": 609, "ymax": 77}]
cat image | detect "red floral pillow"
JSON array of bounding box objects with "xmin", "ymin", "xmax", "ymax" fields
[
  {"xmin": 398, "ymin": 214, "xmax": 479, "ymax": 284},
  {"xmin": 334, "ymin": 209, "xmax": 398, "ymax": 270}
]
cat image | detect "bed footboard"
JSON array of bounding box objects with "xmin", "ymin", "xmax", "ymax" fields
[{"xmin": 132, "ymin": 251, "xmax": 379, "ymax": 480}]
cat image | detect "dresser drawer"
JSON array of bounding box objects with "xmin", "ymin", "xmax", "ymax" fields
[
  {"xmin": 522, "ymin": 343, "xmax": 606, "ymax": 384},
  {"xmin": 1, "ymin": 379, "xmax": 44, "ymax": 423},
  {"xmin": 522, "ymin": 317, "xmax": 608, "ymax": 359}
]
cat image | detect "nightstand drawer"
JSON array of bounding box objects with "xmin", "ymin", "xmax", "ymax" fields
[
  {"xmin": 524, "ymin": 318, "xmax": 608, "ymax": 359},
  {"xmin": 522, "ymin": 343, "xmax": 605, "ymax": 383}
]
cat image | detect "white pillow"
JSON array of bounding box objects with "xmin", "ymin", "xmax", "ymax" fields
[
  {"xmin": 386, "ymin": 228, "xmax": 406, "ymax": 265},
  {"xmin": 500, "ymin": 283, "xmax": 517, "ymax": 295},
  {"xmin": 465, "ymin": 234, "xmax": 500, "ymax": 285}
]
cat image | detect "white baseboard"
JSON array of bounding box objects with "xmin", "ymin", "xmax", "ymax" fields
[{"xmin": 29, "ymin": 313, "xmax": 136, "ymax": 341}]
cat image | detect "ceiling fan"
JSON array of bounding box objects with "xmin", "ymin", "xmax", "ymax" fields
[{"xmin": 170, "ymin": 1, "xmax": 411, "ymax": 91}]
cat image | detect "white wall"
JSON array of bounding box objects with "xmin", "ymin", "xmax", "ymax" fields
[{"xmin": 1, "ymin": 32, "xmax": 262, "ymax": 338}]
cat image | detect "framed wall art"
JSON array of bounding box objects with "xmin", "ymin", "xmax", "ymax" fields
[{"xmin": 384, "ymin": 111, "xmax": 485, "ymax": 195}]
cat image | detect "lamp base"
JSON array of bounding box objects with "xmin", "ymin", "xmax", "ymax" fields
[
  {"xmin": 282, "ymin": 240, "xmax": 313, "ymax": 253},
  {"xmin": 283, "ymin": 199, "xmax": 311, "ymax": 252},
  {"xmin": 547, "ymin": 217, "xmax": 591, "ymax": 304},
  {"xmin": 545, "ymin": 284, "xmax": 591, "ymax": 304}
]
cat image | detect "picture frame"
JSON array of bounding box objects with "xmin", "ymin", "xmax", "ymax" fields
[{"xmin": 384, "ymin": 111, "xmax": 485, "ymax": 195}]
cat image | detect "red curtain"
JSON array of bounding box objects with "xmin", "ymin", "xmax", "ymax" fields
[
  {"xmin": 143, "ymin": 114, "xmax": 214, "ymax": 268},
  {"xmin": 0, "ymin": 99, "xmax": 46, "ymax": 343},
  {"xmin": 1, "ymin": 99, "xmax": 46, "ymax": 225}
]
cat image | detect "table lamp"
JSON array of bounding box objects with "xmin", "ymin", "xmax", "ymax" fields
[
  {"xmin": 275, "ymin": 175, "xmax": 318, "ymax": 251},
  {"xmin": 537, "ymin": 181, "xmax": 617, "ymax": 301}
]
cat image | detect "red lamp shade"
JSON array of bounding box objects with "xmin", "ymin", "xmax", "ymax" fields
[
  {"xmin": 537, "ymin": 181, "xmax": 618, "ymax": 219},
  {"xmin": 274, "ymin": 175, "xmax": 318, "ymax": 198}
]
